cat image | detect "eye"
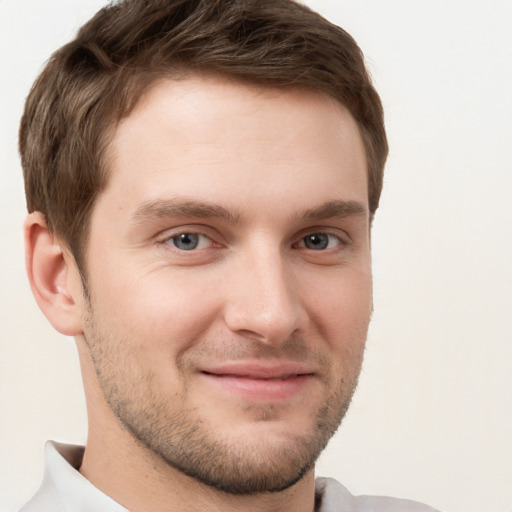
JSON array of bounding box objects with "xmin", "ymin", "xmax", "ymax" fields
[
  {"xmin": 298, "ymin": 233, "xmax": 341, "ymax": 251},
  {"xmin": 166, "ymin": 233, "xmax": 211, "ymax": 251}
]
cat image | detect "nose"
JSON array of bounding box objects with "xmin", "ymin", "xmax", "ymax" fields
[{"xmin": 223, "ymin": 243, "xmax": 305, "ymax": 345}]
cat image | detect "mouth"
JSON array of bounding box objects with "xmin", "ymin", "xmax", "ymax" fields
[{"xmin": 198, "ymin": 362, "xmax": 316, "ymax": 401}]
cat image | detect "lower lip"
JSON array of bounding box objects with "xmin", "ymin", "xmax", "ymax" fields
[{"xmin": 199, "ymin": 373, "xmax": 312, "ymax": 401}]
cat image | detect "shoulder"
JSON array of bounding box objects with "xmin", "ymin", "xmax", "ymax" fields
[{"xmin": 315, "ymin": 477, "xmax": 442, "ymax": 512}]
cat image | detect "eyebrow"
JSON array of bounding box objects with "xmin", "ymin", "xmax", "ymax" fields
[
  {"xmin": 296, "ymin": 199, "xmax": 368, "ymax": 223},
  {"xmin": 131, "ymin": 198, "xmax": 241, "ymax": 224},
  {"xmin": 130, "ymin": 198, "xmax": 367, "ymax": 226}
]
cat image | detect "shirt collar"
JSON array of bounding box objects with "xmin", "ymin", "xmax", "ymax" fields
[{"xmin": 44, "ymin": 441, "xmax": 128, "ymax": 512}]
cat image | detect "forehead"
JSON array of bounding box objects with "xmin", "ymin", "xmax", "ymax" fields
[{"xmin": 99, "ymin": 75, "xmax": 368, "ymax": 222}]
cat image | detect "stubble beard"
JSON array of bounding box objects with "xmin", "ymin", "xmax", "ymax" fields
[{"xmin": 83, "ymin": 308, "xmax": 364, "ymax": 496}]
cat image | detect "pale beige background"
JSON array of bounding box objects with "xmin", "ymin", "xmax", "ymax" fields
[{"xmin": 1, "ymin": 1, "xmax": 511, "ymax": 511}]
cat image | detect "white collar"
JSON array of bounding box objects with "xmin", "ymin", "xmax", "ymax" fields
[{"xmin": 38, "ymin": 441, "xmax": 128, "ymax": 512}]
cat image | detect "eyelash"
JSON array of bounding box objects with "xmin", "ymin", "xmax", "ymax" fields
[
  {"xmin": 164, "ymin": 232, "xmax": 213, "ymax": 251},
  {"xmin": 294, "ymin": 232, "xmax": 344, "ymax": 251},
  {"xmin": 159, "ymin": 230, "xmax": 348, "ymax": 253}
]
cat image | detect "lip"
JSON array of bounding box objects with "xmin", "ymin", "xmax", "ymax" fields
[{"xmin": 198, "ymin": 362, "xmax": 316, "ymax": 401}]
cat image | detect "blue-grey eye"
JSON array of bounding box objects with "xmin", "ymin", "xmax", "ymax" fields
[
  {"xmin": 170, "ymin": 233, "xmax": 200, "ymax": 250},
  {"xmin": 302, "ymin": 233, "xmax": 339, "ymax": 250}
]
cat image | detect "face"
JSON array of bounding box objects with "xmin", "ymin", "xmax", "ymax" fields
[{"xmin": 80, "ymin": 76, "xmax": 372, "ymax": 494}]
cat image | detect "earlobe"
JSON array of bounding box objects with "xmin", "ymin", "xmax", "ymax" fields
[{"xmin": 24, "ymin": 212, "xmax": 84, "ymax": 336}]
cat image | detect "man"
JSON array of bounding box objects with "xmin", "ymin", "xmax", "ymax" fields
[{"xmin": 18, "ymin": 0, "xmax": 439, "ymax": 511}]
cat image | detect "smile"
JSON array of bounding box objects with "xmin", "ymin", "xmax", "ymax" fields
[{"xmin": 198, "ymin": 362, "xmax": 316, "ymax": 401}]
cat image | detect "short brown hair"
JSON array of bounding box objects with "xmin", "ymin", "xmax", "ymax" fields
[{"xmin": 20, "ymin": 0, "xmax": 388, "ymax": 273}]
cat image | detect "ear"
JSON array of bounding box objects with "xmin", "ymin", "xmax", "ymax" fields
[{"xmin": 24, "ymin": 212, "xmax": 85, "ymax": 336}]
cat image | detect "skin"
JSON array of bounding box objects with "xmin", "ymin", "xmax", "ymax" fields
[{"xmin": 26, "ymin": 76, "xmax": 372, "ymax": 512}]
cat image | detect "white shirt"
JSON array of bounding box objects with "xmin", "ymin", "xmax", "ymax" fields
[{"xmin": 19, "ymin": 441, "xmax": 441, "ymax": 512}]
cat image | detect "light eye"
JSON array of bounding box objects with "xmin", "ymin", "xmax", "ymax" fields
[
  {"xmin": 299, "ymin": 233, "xmax": 340, "ymax": 251},
  {"xmin": 167, "ymin": 233, "xmax": 211, "ymax": 251}
]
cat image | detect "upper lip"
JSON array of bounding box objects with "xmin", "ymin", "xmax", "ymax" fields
[{"xmin": 199, "ymin": 362, "xmax": 316, "ymax": 380}]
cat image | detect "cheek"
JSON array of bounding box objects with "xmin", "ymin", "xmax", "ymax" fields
[
  {"xmin": 88, "ymin": 261, "xmax": 225, "ymax": 352},
  {"xmin": 304, "ymin": 267, "xmax": 372, "ymax": 349}
]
